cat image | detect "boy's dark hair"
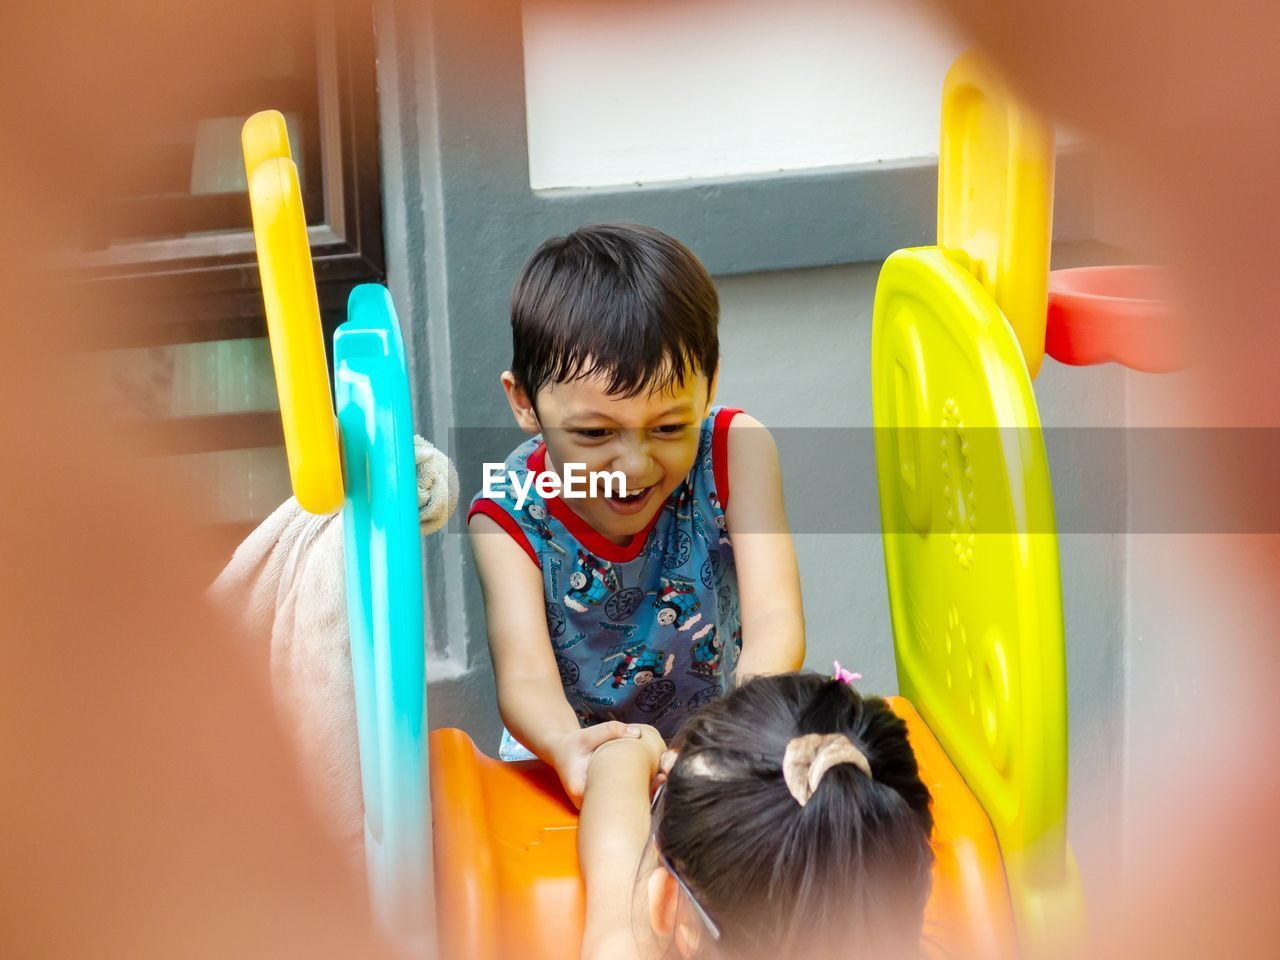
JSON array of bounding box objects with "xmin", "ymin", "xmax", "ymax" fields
[
  {"xmin": 654, "ymin": 673, "xmax": 935, "ymax": 959},
  {"xmin": 510, "ymin": 223, "xmax": 719, "ymax": 403}
]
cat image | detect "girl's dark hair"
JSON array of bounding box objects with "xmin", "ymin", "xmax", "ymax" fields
[
  {"xmin": 510, "ymin": 223, "xmax": 719, "ymax": 402},
  {"xmin": 655, "ymin": 673, "xmax": 934, "ymax": 959}
]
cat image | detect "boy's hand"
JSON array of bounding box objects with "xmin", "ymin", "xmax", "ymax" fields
[
  {"xmin": 584, "ymin": 725, "xmax": 668, "ymax": 797},
  {"xmin": 590, "ymin": 724, "xmax": 667, "ymax": 776},
  {"xmin": 548, "ymin": 722, "xmax": 643, "ymax": 807}
]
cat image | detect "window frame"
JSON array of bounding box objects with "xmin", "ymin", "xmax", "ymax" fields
[{"xmin": 71, "ymin": 0, "xmax": 384, "ymax": 350}]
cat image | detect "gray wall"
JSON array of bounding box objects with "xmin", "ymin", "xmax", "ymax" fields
[{"xmin": 373, "ymin": 0, "xmax": 1128, "ymax": 918}]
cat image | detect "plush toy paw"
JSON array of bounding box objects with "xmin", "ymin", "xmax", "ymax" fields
[{"xmin": 414, "ymin": 435, "xmax": 459, "ymax": 535}]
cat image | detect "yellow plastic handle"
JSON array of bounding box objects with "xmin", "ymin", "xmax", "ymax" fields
[
  {"xmin": 245, "ymin": 152, "xmax": 344, "ymax": 514},
  {"xmin": 938, "ymin": 52, "xmax": 1055, "ymax": 378},
  {"xmin": 242, "ymin": 109, "xmax": 293, "ymax": 173}
]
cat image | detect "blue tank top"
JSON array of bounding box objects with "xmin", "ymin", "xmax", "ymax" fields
[{"xmin": 469, "ymin": 407, "xmax": 744, "ymax": 738}]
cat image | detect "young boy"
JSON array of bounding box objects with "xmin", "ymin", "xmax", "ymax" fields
[{"xmin": 468, "ymin": 223, "xmax": 804, "ymax": 805}]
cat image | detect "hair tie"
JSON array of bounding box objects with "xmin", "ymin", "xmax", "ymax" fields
[
  {"xmin": 782, "ymin": 733, "xmax": 872, "ymax": 807},
  {"xmin": 833, "ymin": 660, "xmax": 862, "ymax": 685}
]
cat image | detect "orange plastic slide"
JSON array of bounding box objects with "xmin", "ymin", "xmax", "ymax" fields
[{"xmin": 431, "ymin": 697, "xmax": 1016, "ymax": 959}]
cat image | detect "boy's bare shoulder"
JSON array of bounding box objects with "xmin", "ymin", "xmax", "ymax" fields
[
  {"xmin": 467, "ymin": 510, "xmax": 501, "ymax": 531},
  {"xmin": 725, "ymin": 410, "xmax": 769, "ymax": 433},
  {"xmin": 725, "ymin": 412, "xmax": 781, "ymax": 463},
  {"xmin": 469, "ymin": 514, "xmax": 541, "ymax": 583}
]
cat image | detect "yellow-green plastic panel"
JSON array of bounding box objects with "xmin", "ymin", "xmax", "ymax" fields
[
  {"xmin": 872, "ymin": 246, "xmax": 1081, "ymax": 949},
  {"xmin": 938, "ymin": 52, "xmax": 1055, "ymax": 378}
]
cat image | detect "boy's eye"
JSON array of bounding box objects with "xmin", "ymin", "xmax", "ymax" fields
[
  {"xmin": 653, "ymin": 424, "xmax": 689, "ymax": 437},
  {"xmin": 573, "ymin": 428, "xmax": 612, "ymax": 441}
]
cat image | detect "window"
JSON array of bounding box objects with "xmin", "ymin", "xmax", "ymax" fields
[{"xmin": 75, "ymin": 0, "xmax": 383, "ymax": 558}]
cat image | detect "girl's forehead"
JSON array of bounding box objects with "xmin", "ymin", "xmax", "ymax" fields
[{"xmin": 543, "ymin": 369, "xmax": 709, "ymax": 421}]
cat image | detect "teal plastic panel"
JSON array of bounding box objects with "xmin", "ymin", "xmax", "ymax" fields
[{"xmin": 334, "ymin": 284, "xmax": 428, "ymax": 951}]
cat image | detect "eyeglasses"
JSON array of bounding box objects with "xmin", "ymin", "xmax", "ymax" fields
[{"xmin": 650, "ymin": 783, "xmax": 722, "ymax": 942}]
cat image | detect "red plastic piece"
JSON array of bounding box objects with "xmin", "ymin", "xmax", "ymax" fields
[{"xmin": 1045, "ymin": 265, "xmax": 1183, "ymax": 372}]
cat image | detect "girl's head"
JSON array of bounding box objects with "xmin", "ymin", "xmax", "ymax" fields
[{"xmin": 646, "ymin": 673, "xmax": 934, "ymax": 959}]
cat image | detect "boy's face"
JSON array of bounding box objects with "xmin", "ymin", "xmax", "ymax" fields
[{"xmin": 503, "ymin": 366, "xmax": 715, "ymax": 544}]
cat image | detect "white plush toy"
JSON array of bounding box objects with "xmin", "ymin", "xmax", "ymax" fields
[{"xmin": 208, "ymin": 435, "xmax": 458, "ymax": 869}]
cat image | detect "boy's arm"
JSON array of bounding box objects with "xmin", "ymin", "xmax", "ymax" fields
[
  {"xmin": 470, "ymin": 513, "xmax": 639, "ymax": 804},
  {"xmin": 723, "ymin": 414, "xmax": 806, "ymax": 679},
  {"xmin": 578, "ymin": 727, "xmax": 666, "ymax": 960}
]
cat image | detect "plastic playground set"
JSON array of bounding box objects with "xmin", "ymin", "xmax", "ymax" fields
[{"xmin": 242, "ymin": 52, "xmax": 1174, "ymax": 959}]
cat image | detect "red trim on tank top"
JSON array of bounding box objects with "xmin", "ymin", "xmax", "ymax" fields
[
  {"xmin": 712, "ymin": 407, "xmax": 743, "ymax": 510},
  {"xmin": 467, "ymin": 498, "xmax": 539, "ymax": 566},
  {"xmin": 527, "ymin": 444, "xmax": 663, "ymax": 563}
]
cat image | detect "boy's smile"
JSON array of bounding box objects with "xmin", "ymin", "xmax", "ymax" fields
[
  {"xmin": 602, "ymin": 483, "xmax": 656, "ymax": 516},
  {"xmin": 503, "ymin": 366, "xmax": 715, "ymax": 544}
]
